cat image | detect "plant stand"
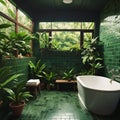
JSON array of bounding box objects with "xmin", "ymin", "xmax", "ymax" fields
[
  {"xmin": 55, "ymin": 80, "xmax": 77, "ymax": 91},
  {"xmin": 26, "ymin": 79, "xmax": 41, "ymax": 98}
]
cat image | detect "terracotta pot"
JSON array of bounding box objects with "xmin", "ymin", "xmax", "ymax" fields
[
  {"xmin": 0, "ymin": 100, "xmax": 3, "ymax": 108},
  {"xmin": 9, "ymin": 101, "xmax": 25, "ymax": 117}
]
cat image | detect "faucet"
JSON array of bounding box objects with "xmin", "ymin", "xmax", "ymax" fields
[{"xmin": 110, "ymin": 79, "xmax": 113, "ymax": 83}]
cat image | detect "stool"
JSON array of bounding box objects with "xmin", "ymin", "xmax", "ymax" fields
[{"xmin": 26, "ymin": 79, "xmax": 40, "ymax": 98}]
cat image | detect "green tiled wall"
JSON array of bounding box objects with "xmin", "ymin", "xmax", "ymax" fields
[
  {"xmin": 100, "ymin": 0, "xmax": 120, "ymax": 81},
  {"xmin": 38, "ymin": 50, "xmax": 83, "ymax": 77},
  {"xmin": 0, "ymin": 57, "xmax": 36, "ymax": 82}
]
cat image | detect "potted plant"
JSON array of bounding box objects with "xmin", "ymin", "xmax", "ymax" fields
[
  {"xmin": 43, "ymin": 71, "xmax": 57, "ymax": 90},
  {"xmin": 0, "ymin": 23, "xmax": 12, "ymax": 59},
  {"xmin": 28, "ymin": 60, "xmax": 46, "ymax": 79},
  {"xmin": 0, "ymin": 66, "xmax": 22, "ymax": 107},
  {"xmin": 62, "ymin": 68, "xmax": 75, "ymax": 81},
  {"xmin": 81, "ymin": 37, "xmax": 104, "ymax": 75},
  {"xmin": 39, "ymin": 32, "xmax": 50, "ymax": 50},
  {"xmin": 4, "ymin": 81, "xmax": 32, "ymax": 118},
  {"xmin": 28, "ymin": 60, "xmax": 46, "ymax": 89},
  {"xmin": 8, "ymin": 32, "xmax": 34, "ymax": 57}
]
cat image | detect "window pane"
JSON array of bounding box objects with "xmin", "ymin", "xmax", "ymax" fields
[
  {"xmin": 0, "ymin": 16, "xmax": 15, "ymax": 35},
  {"xmin": 51, "ymin": 32, "xmax": 80, "ymax": 51},
  {"xmin": 82, "ymin": 22, "xmax": 94, "ymax": 29},
  {"xmin": 39, "ymin": 22, "xmax": 52, "ymax": 29},
  {"xmin": 0, "ymin": 0, "xmax": 16, "ymax": 19},
  {"xmin": 52, "ymin": 22, "xmax": 81, "ymax": 29},
  {"xmin": 18, "ymin": 10, "xmax": 32, "ymax": 29},
  {"xmin": 39, "ymin": 22, "xmax": 81, "ymax": 29},
  {"xmin": 18, "ymin": 27, "xmax": 32, "ymax": 45},
  {"xmin": 39, "ymin": 32, "xmax": 49, "ymax": 48},
  {"xmin": 18, "ymin": 27, "xmax": 30, "ymax": 34},
  {"xmin": 83, "ymin": 32, "xmax": 93, "ymax": 48}
]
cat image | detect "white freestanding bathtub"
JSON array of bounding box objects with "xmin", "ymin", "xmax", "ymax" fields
[{"xmin": 76, "ymin": 75, "xmax": 120, "ymax": 115}]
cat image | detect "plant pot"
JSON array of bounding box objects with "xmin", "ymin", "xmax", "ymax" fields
[
  {"xmin": 0, "ymin": 54, "xmax": 2, "ymax": 59},
  {"xmin": 0, "ymin": 100, "xmax": 3, "ymax": 108},
  {"xmin": 46, "ymin": 84, "xmax": 51, "ymax": 90},
  {"xmin": 12, "ymin": 50, "xmax": 19, "ymax": 57},
  {"xmin": 9, "ymin": 101, "xmax": 25, "ymax": 117},
  {"xmin": 40, "ymin": 82, "xmax": 46, "ymax": 90}
]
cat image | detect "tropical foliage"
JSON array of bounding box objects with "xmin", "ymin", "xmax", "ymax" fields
[
  {"xmin": 39, "ymin": 22, "xmax": 94, "ymax": 51},
  {"xmin": 81, "ymin": 37, "xmax": 104, "ymax": 75},
  {"xmin": 4, "ymin": 81, "xmax": 32, "ymax": 105},
  {"xmin": 0, "ymin": 0, "xmax": 32, "ymax": 33},
  {"xmin": 0, "ymin": 66, "xmax": 23, "ymax": 100},
  {"xmin": 43, "ymin": 71, "xmax": 57, "ymax": 85},
  {"xmin": 28, "ymin": 60, "xmax": 46, "ymax": 79},
  {"xmin": 62, "ymin": 69, "xmax": 75, "ymax": 80}
]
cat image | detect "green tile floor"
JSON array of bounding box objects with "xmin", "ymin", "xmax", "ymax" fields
[{"xmin": 4, "ymin": 91, "xmax": 120, "ymax": 120}]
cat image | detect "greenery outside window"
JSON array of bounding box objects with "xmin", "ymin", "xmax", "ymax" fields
[
  {"xmin": 18, "ymin": 10, "xmax": 32, "ymax": 29},
  {"xmin": 0, "ymin": 0, "xmax": 16, "ymax": 19},
  {"xmin": 51, "ymin": 31, "xmax": 80, "ymax": 51},
  {"xmin": 39, "ymin": 22, "xmax": 94, "ymax": 51}
]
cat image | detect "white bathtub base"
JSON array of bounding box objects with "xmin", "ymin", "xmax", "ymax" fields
[
  {"xmin": 78, "ymin": 93, "xmax": 87, "ymax": 110},
  {"xmin": 77, "ymin": 75, "xmax": 120, "ymax": 115},
  {"xmin": 78, "ymin": 92, "xmax": 118, "ymax": 115}
]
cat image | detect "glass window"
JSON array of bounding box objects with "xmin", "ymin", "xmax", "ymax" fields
[
  {"xmin": 0, "ymin": 0, "xmax": 16, "ymax": 19},
  {"xmin": 18, "ymin": 26, "xmax": 30, "ymax": 34},
  {"xmin": 39, "ymin": 22, "xmax": 94, "ymax": 29},
  {"xmin": 83, "ymin": 32, "xmax": 93, "ymax": 48},
  {"xmin": 39, "ymin": 22, "xmax": 52, "ymax": 29},
  {"xmin": 39, "ymin": 32, "xmax": 50, "ymax": 48},
  {"xmin": 52, "ymin": 22, "xmax": 81, "ymax": 29},
  {"xmin": 39, "ymin": 22, "xmax": 94, "ymax": 51},
  {"xmin": 81, "ymin": 22, "xmax": 94, "ymax": 29},
  {"xmin": 18, "ymin": 10, "xmax": 32, "ymax": 29},
  {"xmin": 51, "ymin": 31, "xmax": 80, "ymax": 51},
  {"xmin": 0, "ymin": 16, "xmax": 15, "ymax": 35}
]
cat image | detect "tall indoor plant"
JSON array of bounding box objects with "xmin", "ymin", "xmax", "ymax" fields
[
  {"xmin": 5, "ymin": 81, "xmax": 32, "ymax": 117},
  {"xmin": 0, "ymin": 66, "xmax": 22, "ymax": 107},
  {"xmin": 0, "ymin": 23, "xmax": 11, "ymax": 59},
  {"xmin": 8, "ymin": 32, "xmax": 34, "ymax": 57},
  {"xmin": 28, "ymin": 60, "xmax": 46, "ymax": 79},
  {"xmin": 43, "ymin": 71, "xmax": 57, "ymax": 90},
  {"xmin": 81, "ymin": 37, "xmax": 104, "ymax": 75},
  {"xmin": 62, "ymin": 68, "xmax": 75, "ymax": 81}
]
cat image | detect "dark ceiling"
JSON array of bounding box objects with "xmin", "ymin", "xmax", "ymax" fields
[{"xmin": 10, "ymin": 0, "xmax": 109, "ymax": 21}]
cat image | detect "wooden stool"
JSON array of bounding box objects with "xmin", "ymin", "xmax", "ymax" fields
[{"xmin": 26, "ymin": 79, "xmax": 40, "ymax": 98}]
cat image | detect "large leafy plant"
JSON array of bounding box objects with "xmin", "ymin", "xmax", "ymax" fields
[
  {"xmin": 5, "ymin": 81, "xmax": 32, "ymax": 105},
  {"xmin": 81, "ymin": 37, "xmax": 104, "ymax": 75},
  {"xmin": 43, "ymin": 71, "xmax": 57, "ymax": 85},
  {"xmin": 62, "ymin": 69, "xmax": 74, "ymax": 81},
  {"xmin": 28, "ymin": 60, "xmax": 46, "ymax": 79},
  {"xmin": 0, "ymin": 66, "xmax": 22, "ymax": 100},
  {"xmin": 8, "ymin": 32, "xmax": 34, "ymax": 57},
  {"xmin": 0, "ymin": 23, "xmax": 12, "ymax": 59}
]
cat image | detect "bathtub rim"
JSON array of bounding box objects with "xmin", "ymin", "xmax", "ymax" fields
[{"xmin": 76, "ymin": 75, "xmax": 120, "ymax": 92}]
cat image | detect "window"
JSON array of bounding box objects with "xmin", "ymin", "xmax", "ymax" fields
[
  {"xmin": 18, "ymin": 10, "xmax": 32, "ymax": 29},
  {"xmin": 51, "ymin": 31, "xmax": 80, "ymax": 51},
  {"xmin": 0, "ymin": 0, "xmax": 16, "ymax": 19},
  {"xmin": 39, "ymin": 22, "xmax": 94, "ymax": 51}
]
